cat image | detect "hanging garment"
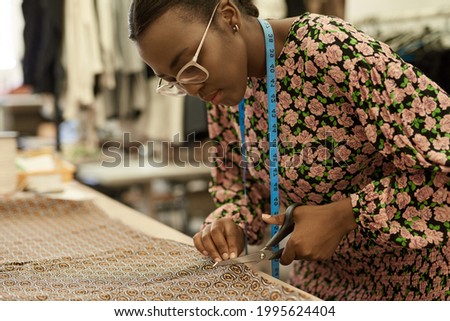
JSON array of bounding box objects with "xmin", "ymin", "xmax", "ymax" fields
[
  {"xmin": 0, "ymin": 196, "xmax": 314, "ymax": 301},
  {"xmin": 62, "ymin": 0, "xmax": 103, "ymax": 120},
  {"xmin": 21, "ymin": 0, "xmax": 64, "ymax": 94},
  {"xmin": 93, "ymin": 0, "xmax": 147, "ymax": 123},
  {"xmin": 114, "ymin": 0, "xmax": 146, "ymax": 74},
  {"xmin": 96, "ymin": 0, "xmax": 119, "ymax": 90},
  {"xmin": 21, "ymin": 0, "xmax": 43, "ymax": 88}
]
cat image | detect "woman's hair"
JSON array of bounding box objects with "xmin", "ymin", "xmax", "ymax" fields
[{"xmin": 128, "ymin": 0, "xmax": 259, "ymax": 41}]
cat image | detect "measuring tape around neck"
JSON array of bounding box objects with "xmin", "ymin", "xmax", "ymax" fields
[{"xmin": 239, "ymin": 18, "xmax": 280, "ymax": 278}]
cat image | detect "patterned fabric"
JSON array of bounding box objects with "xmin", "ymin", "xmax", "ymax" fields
[
  {"xmin": 0, "ymin": 197, "xmax": 312, "ymax": 301},
  {"xmin": 203, "ymin": 13, "xmax": 450, "ymax": 300}
]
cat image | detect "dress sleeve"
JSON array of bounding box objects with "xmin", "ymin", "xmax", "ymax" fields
[
  {"xmin": 201, "ymin": 103, "xmax": 266, "ymax": 245},
  {"xmin": 337, "ymin": 19, "xmax": 450, "ymax": 250}
]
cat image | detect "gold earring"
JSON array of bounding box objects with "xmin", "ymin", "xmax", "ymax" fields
[{"xmin": 232, "ymin": 24, "xmax": 239, "ymax": 32}]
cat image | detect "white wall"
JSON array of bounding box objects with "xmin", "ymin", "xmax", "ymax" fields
[{"xmin": 0, "ymin": 0, "xmax": 24, "ymax": 93}]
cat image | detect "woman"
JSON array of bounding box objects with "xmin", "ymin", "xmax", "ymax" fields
[{"xmin": 129, "ymin": 0, "xmax": 450, "ymax": 300}]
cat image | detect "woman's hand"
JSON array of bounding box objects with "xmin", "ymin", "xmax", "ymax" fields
[
  {"xmin": 262, "ymin": 198, "xmax": 357, "ymax": 265},
  {"xmin": 193, "ymin": 217, "xmax": 245, "ymax": 263}
]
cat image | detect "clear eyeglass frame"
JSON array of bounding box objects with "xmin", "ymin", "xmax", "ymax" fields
[{"xmin": 156, "ymin": 2, "xmax": 220, "ymax": 96}]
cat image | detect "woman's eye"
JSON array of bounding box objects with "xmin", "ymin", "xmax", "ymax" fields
[{"xmin": 162, "ymin": 78, "xmax": 176, "ymax": 84}]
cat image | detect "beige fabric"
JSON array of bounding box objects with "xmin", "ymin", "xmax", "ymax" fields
[
  {"xmin": 0, "ymin": 197, "xmax": 309, "ymax": 301},
  {"xmin": 62, "ymin": 0, "xmax": 103, "ymax": 120}
]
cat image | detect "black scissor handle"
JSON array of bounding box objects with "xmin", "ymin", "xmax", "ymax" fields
[
  {"xmin": 270, "ymin": 248, "xmax": 284, "ymax": 260},
  {"xmin": 264, "ymin": 203, "xmax": 301, "ymax": 249}
]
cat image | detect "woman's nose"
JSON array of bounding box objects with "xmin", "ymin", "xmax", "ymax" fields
[{"xmin": 181, "ymin": 83, "xmax": 203, "ymax": 96}]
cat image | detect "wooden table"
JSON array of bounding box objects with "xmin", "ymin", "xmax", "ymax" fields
[{"xmin": 76, "ymin": 159, "xmax": 212, "ymax": 187}]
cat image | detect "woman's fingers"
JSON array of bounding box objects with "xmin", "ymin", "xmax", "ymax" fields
[
  {"xmin": 280, "ymin": 238, "xmax": 297, "ymax": 265},
  {"xmin": 193, "ymin": 230, "xmax": 208, "ymax": 256},
  {"xmin": 261, "ymin": 213, "xmax": 285, "ymax": 225},
  {"xmin": 209, "ymin": 221, "xmax": 229, "ymax": 261},
  {"xmin": 193, "ymin": 224, "xmax": 222, "ymax": 261},
  {"xmin": 224, "ymin": 222, "xmax": 244, "ymax": 259},
  {"xmin": 193, "ymin": 218, "xmax": 245, "ymax": 262}
]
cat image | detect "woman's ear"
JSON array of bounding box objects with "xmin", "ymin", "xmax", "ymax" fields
[{"xmin": 218, "ymin": 0, "xmax": 242, "ymax": 31}]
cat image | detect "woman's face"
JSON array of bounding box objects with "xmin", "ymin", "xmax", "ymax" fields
[{"xmin": 137, "ymin": 7, "xmax": 248, "ymax": 106}]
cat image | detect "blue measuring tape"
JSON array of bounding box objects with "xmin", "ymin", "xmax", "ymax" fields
[{"xmin": 239, "ymin": 18, "xmax": 280, "ymax": 278}]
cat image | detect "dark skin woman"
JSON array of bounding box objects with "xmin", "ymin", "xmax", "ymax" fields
[{"xmin": 129, "ymin": 0, "xmax": 449, "ymax": 300}]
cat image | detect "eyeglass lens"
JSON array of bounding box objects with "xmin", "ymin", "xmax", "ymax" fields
[
  {"xmin": 157, "ymin": 80, "xmax": 185, "ymax": 96},
  {"xmin": 158, "ymin": 65, "xmax": 208, "ymax": 95},
  {"xmin": 178, "ymin": 65, "xmax": 208, "ymax": 83}
]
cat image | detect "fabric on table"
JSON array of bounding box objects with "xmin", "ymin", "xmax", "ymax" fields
[{"xmin": 0, "ymin": 197, "xmax": 310, "ymax": 301}]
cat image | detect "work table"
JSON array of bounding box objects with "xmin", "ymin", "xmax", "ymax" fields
[{"xmin": 0, "ymin": 181, "xmax": 319, "ymax": 301}]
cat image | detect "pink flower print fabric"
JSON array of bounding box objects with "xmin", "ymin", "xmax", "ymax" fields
[{"xmin": 202, "ymin": 13, "xmax": 449, "ymax": 300}]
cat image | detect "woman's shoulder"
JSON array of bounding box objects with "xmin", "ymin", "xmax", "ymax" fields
[
  {"xmin": 269, "ymin": 13, "xmax": 368, "ymax": 59},
  {"xmin": 286, "ymin": 13, "xmax": 367, "ymax": 40},
  {"xmin": 279, "ymin": 12, "xmax": 382, "ymax": 56}
]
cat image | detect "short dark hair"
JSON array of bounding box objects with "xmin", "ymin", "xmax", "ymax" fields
[{"xmin": 128, "ymin": 0, "xmax": 259, "ymax": 41}]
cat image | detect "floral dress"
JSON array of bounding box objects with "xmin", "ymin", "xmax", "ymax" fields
[{"xmin": 203, "ymin": 13, "xmax": 450, "ymax": 300}]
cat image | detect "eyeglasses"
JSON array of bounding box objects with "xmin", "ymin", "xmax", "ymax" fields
[{"xmin": 156, "ymin": 2, "xmax": 220, "ymax": 96}]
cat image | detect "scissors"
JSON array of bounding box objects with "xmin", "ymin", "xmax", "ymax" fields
[{"xmin": 213, "ymin": 203, "xmax": 299, "ymax": 267}]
